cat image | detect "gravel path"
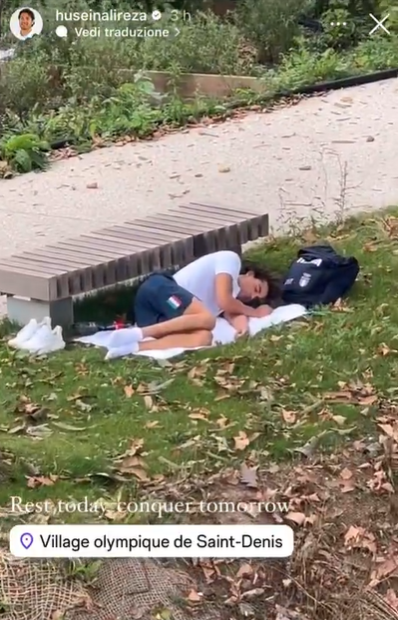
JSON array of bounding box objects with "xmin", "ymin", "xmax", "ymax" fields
[{"xmin": 0, "ymin": 77, "xmax": 397, "ymax": 315}]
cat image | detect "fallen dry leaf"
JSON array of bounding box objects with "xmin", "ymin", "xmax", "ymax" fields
[
  {"xmin": 275, "ymin": 605, "xmax": 302, "ymax": 620},
  {"xmin": 344, "ymin": 525, "xmax": 377, "ymax": 553},
  {"xmin": 332, "ymin": 415, "xmax": 346, "ymax": 426},
  {"xmin": 359, "ymin": 394, "xmax": 378, "ymax": 406},
  {"xmin": 189, "ymin": 412, "xmax": 208, "ymax": 420},
  {"xmin": 240, "ymin": 463, "xmax": 258, "ymax": 488},
  {"xmin": 370, "ymin": 557, "xmax": 398, "ymax": 584},
  {"xmin": 27, "ymin": 475, "xmax": 58, "ymax": 488},
  {"xmin": 124, "ymin": 468, "xmax": 149, "ymax": 481},
  {"xmin": 75, "ymin": 399, "xmax": 92, "ymax": 413},
  {"xmin": 379, "ymin": 423, "xmax": 398, "ymax": 442},
  {"xmin": 187, "ymin": 589, "xmax": 202, "ymax": 604},
  {"xmin": 145, "ymin": 421, "xmax": 160, "ymax": 429},
  {"xmin": 127, "ymin": 439, "xmax": 144, "ymax": 455},
  {"xmin": 241, "ymin": 588, "xmax": 265, "ymax": 600},
  {"xmin": 216, "ymin": 416, "xmax": 230, "ymax": 428},
  {"xmin": 124, "ymin": 385, "xmax": 134, "ymax": 398},
  {"xmin": 378, "ymin": 343, "xmax": 392, "ymax": 356},
  {"xmin": 294, "ymin": 432, "xmax": 328, "ymax": 457},
  {"xmin": 236, "ymin": 562, "xmax": 253, "ymax": 578},
  {"xmin": 115, "ymin": 454, "xmax": 149, "ymax": 481},
  {"xmin": 234, "ymin": 431, "xmax": 250, "ymax": 451},
  {"xmin": 105, "ymin": 509, "xmax": 128, "ymax": 522},
  {"xmin": 238, "ymin": 602, "xmax": 255, "ymax": 617},
  {"xmin": 143, "ymin": 395, "xmax": 154, "ymax": 410},
  {"xmin": 385, "ymin": 589, "xmax": 398, "ymax": 609},
  {"xmin": 118, "ymin": 455, "xmax": 146, "ymax": 470},
  {"xmin": 340, "ymin": 467, "xmax": 353, "ymax": 480},
  {"xmin": 282, "ymin": 410, "xmax": 296, "ymax": 424},
  {"xmin": 285, "ymin": 512, "xmax": 306, "ymax": 526},
  {"xmin": 363, "ymin": 242, "xmax": 378, "ymax": 252}
]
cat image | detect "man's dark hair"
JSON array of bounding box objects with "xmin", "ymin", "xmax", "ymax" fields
[
  {"xmin": 19, "ymin": 8, "xmax": 35, "ymax": 22},
  {"xmin": 240, "ymin": 260, "xmax": 283, "ymax": 307}
]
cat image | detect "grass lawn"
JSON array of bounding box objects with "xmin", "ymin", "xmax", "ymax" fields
[{"xmin": 2, "ymin": 210, "xmax": 398, "ymax": 619}]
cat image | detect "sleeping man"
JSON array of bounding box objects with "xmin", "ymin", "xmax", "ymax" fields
[{"xmin": 105, "ymin": 250, "xmax": 277, "ymax": 359}]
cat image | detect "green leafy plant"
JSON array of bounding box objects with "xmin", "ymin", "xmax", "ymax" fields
[
  {"xmin": 379, "ymin": 0, "xmax": 398, "ymax": 32},
  {"xmin": 1, "ymin": 0, "xmax": 398, "ymax": 177},
  {"xmin": 0, "ymin": 54, "xmax": 55, "ymax": 121},
  {"xmin": 236, "ymin": 0, "xmax": 313, "ymax": 63},
  {"xmin": 268, "ymin": 39, "xmax": 352, "ymax": 90},
  {"xmin": 135, "ymin": 9, "xmax": 255, "ymax": 75},
  {"xmin": 352, "ymin": 35, "xmax": 398, "ymax": 68},
  {"xmin": 89, "ymin": 76, "xmax": 165, "ymax": 138},
  {"xmin": 321, "ymin": 7, "xmax": 357, "ymax": 47},
  {"xmin": 313, "ymin": 0, "xmax": 379, "ymax": 16},
  {"xmin": 0, "ymin": 133, "xmax": 50, "ymax": 173}
]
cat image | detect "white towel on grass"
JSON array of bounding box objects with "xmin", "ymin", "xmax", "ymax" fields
[{"xmin": 75, "ymin": 304, "xmax": 307, "ymax": 360}]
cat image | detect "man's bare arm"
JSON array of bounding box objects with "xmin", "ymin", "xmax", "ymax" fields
[{"xmin": 223, "ymin": 312, "xmax": 249, "ymax": 335}]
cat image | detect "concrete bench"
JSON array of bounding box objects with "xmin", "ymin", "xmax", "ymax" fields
[{"xmin": 0, "ymin": 202, "xmax": 269, "ymax": 326}]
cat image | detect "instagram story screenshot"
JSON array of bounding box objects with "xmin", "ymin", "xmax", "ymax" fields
[{"xmin": 0, "ymin": 0, "xmax": 397, "ymax": 619}]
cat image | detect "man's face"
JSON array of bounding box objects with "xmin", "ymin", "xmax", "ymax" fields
[
  {"xmin": 19, "ymin": 12, "xmax": 33, "ymax": 33},
  {"xmin": 239, "ymin": 272, "xmax": 269, "ymax": 302}
]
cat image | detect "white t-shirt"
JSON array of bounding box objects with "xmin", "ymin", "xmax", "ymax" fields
[
  {"xmin": 173, "ymin": 251, "xmax": 241, "ymax": 316},
  {"xmin": 19, "ymin": 31, "xmax": 34, "ymax": 39}
]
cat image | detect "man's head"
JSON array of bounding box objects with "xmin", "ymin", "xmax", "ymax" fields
[
  {"xmin": 237, "ymin": 261, "xmax": 281, "ymax": 305},
  {"xmin": 19, "ymin": 8, "xmax": 34, "ymax": 34}
]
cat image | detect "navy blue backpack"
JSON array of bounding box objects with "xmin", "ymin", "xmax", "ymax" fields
[{"xmin": 282, "ymin": 245, "xmax": 360, "ymax": 308}]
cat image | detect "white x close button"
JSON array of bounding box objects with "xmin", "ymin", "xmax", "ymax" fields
[{"xmin": 369, "ymin": 13, "xmax": 390, "ymax": 35}]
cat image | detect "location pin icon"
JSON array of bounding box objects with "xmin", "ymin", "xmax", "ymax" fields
[{"xmin": 20, "ymin": 533, "xmax": 33, "ymax": 550}]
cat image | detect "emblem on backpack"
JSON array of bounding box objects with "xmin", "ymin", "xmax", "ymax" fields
[{"xmin": 299, "ymin": 272, "xmax": 311, "ymax": 287}]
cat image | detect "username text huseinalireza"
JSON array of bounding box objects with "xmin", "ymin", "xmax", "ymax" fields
[{"xmin": 55, "ymin": 10, "xmax": 149, "ymax": 22}]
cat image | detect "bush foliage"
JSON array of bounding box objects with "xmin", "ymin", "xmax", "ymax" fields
[{"xmin": 0, "ymin": 0, "xmax": 397, "ymax": 175}]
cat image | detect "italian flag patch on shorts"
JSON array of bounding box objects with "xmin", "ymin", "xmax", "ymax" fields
[{"xmin": 167, "ymin": 295, "xmax": 182, "ymax": 309}]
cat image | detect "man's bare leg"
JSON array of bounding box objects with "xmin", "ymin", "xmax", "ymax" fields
[
  {"xmin": 108, "ymin": 299, "xmax": 215, "ymax": 350},
  {"xmin": 141, "ymin": 299, "xmax": 215, "ymax": 339},
  {"xmin": 105, "ymin": 330, "xmax": 212, "ymax": 359},
  {"xmin": 139, "ymin": 330, "xmax": 212, "ymax": 351}
]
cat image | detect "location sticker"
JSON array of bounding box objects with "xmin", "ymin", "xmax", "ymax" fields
[{"xmin": 20, "ymin": 532, "xmax": 34, "ymax": 550}]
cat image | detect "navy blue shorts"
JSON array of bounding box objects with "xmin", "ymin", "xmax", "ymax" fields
[{"xmin": 134, "ymin": 273, "xmax": 194, "ymax": 327}]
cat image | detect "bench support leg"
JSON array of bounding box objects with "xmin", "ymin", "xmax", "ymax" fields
[{"xmin": 6, "ymin": 296, "xmax": 74, "ymax": 327}]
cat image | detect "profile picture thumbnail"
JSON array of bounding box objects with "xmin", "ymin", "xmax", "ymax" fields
[{"xmin": 9, "ymin": 7, "xmax": 43, "ymax": 41}]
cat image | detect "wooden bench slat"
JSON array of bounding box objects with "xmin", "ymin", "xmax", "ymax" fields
[
  {"xmin": 122, "ymin": 222, "xmax": 192, "ymax": 244},
  {"xmin": 80, "ymin": 234, "xmax": 155, "ymax": 252},
  {"xmin": 52, "ymin": 241, "xmax": 129, "ymax": 260},
  {"xmin": 132, "ymin": 216, "xmax": 210, "ymax": 235},
  {"xmin": 88, "ymin": 229, "xmax": 171, "ymax": 250},
  {"xmin": 0, "ymin": 204, "xmax": 269, "ymax": 304},
  {"xmin": 183, "ymin": 202, "xmax": 257, "ymax": 217},
  {"xmin": 58, "ymin": 237, "xmax": 137, "ymax": 256},
  {"xmin": 29, "ymin": 247, "xmax": 106, "ymax": 266},
  {"xmin": 14, "ymin": 251, "xmax": 96, "ymax": 270},
  {"xmin": 107, "ymin": 225, "xmax": 181, "ymax": 244},
  {"xmin": 129, "ymin": 220, "xmax": 192, "ymax": 235},
  {"xmin": 164, "ymin": 210, "xmax": 236, "ymax": 227},
  {"xmin": 0, "ymin": 258, "xmax": 65, "ymax": 276},
  {"xmin": 179, "ymin": 205, "xmax": 251, "ymax": 223}
]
